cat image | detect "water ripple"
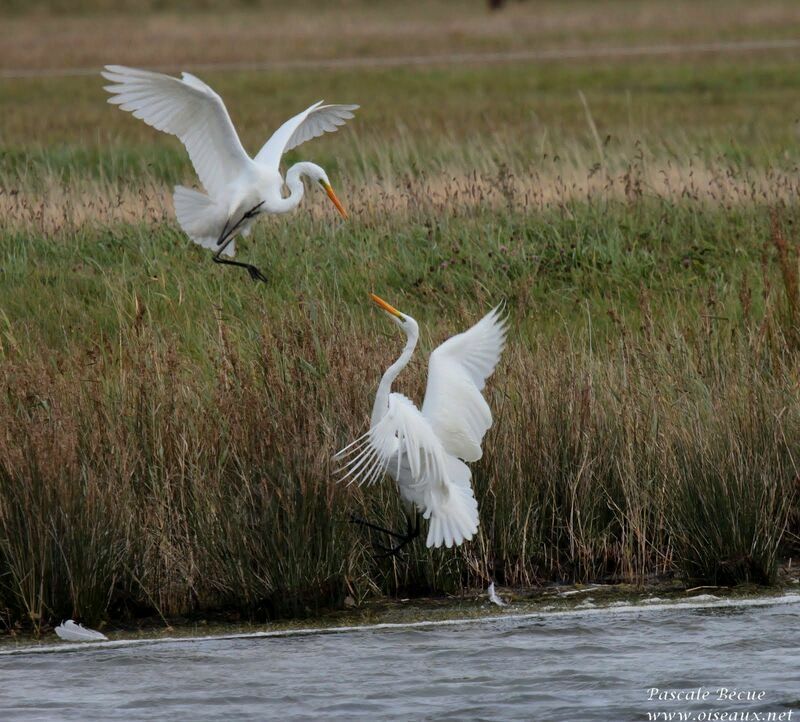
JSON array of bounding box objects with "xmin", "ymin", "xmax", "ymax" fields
[{"xmin": 1, "ymin": 595, "xmax": 798, "ymax": 720}]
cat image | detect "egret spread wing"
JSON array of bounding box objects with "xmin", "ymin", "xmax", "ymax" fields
[
  {"xmin": 421, "ymin": 306, "xmax": 508, "ymax": 462},
  {"xmin": 336, "ymin": 394, "xmax": 450, "ymax": 489},
  {"xmin": 102, "ymin": 65, "xmax": 251, "ymax": 200},
  {"xmin": 335, "ymin": 394, "xmax": 479, "ymax": 548},
  {"xmin": 254, "ymin": 101, "xmax": 359, "ymax": 170}
]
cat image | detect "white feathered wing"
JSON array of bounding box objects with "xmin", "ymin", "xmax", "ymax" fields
[
  {"xmin": 102, "ymin": 65, "xmax": 251, "ymax": 201},
  {"xmin": 421, "ymin": 305, "xmax": 508, "ymax": 461},
  {"xmin": 102, "ymin": 65, "xmax": 252, "ymax": 256},
  {"xmin": 254, "ymin": 100, "xmax": 359, "ymax": 170},
  {"xmin": 337, "ymin": 394, "xmax": 479, "ymax": 548}
]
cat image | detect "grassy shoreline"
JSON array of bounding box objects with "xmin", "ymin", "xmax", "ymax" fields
[{"xmin": 3, "ymin": 580, "xmax": 799, "ymax": 647}]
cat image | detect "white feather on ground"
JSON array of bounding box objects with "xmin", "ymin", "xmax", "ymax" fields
[
  {"xmin": 54, "ymin": 620, "xmax": 108, "ymax": 642},
  {"xmin": 487, "ymin": 582, "xmax": 507, "ymax": 607}
]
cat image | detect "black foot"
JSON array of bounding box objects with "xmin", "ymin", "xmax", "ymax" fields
[
  {"xmin": 350, "ymin": 514, "xmax": 420, "ymax": 558},
  {"xmin": 246, "ymin": 265, "xmax": 268, "ymax": 283},
  {"xmin": 212, "ymin": 255, "xmax": 269, "ymax": 283}
]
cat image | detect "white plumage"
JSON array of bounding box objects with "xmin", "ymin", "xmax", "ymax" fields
[
  {"xmin": 255, "ymin": 100, "xmax": 359, "ymax": 169},
  {"xmin": 54, "ymin": 620, "xmax": 108, "ymax": 642},
  {"xmin": 103, "ymin": 66, "xmax": 250, "ymax": 201},
  {"xmin": 422, "ymin": 307, "xmax": 509, "ymax": 462},
  {"xmin": 337, "ymin": 296, "xmax": 507, "ymax": 549},
  {"xmin": 101, "ymin": 65, "xmax": 357, "ymax": 277},
  {"xmin": 487, "ymin": 582, "xmax": 508, "ymax": 607}
]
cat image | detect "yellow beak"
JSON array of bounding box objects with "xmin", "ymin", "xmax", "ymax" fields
[
  {"xmin": 322, "ymin": 181, "xmax": 348, "ymax": 219},
  {"xmin": 370, "ymin": 293, "xmax": 404, "ymax": 320}
]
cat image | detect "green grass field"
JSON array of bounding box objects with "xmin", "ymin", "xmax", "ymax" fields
[{"xmin": 1, "ymin": 0, "xmax": 799, "ymax": 631}]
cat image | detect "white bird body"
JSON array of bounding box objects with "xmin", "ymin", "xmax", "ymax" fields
[
  {"xmin": 101, "ymin": 66, "xmax": 356, "ymax": 275},
  {"xmin": 338, "ymin": 296, "xmax": 507, "ymax": 549},
  {"xmin": 54, "ymin": 620, "xmax": 108, "ymax": 642}
]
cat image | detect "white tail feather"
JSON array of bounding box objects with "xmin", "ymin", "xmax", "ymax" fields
[
  {"xmin": 54, "ymin": 620, "xmax": 108, "ymax": 642},
  {"xmin": 424, "ymin": 456, "xmax": 479, "ymax": 548},
  {"xmin": 173, "ymin": 186, "xmax": 234, "ymax": 258}
]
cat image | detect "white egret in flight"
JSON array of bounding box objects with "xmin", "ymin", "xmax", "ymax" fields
[
  {"xmin": 336, "ymin": 295, "xmax": 507, "ymax": 553},
  {"xmin": 101, "ymin": 65, "xmax": 357, "ymax": 282}
]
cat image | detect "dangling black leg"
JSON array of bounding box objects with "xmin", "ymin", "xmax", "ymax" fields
[
  {"xmin": 210, "ymin": 202, "xmax": 268, "ymax": 283},
  {"xmin": 212, "ymin": 249, "xmax": 269, "ymax": 283},
  {"xmin": 349, "ymin": 515, "xmax": 409, "ymax": 541},
  {"xmin": 350, "ymin": 512, "xmax": 421, "ymax": 558}
]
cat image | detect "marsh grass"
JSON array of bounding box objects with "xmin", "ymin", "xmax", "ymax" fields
[{"xmin": 1, "ymin": 192, "xmax": 799, "ymax": 630}]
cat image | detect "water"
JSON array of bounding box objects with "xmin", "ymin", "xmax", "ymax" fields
[{"xmin": 1, "ymin": 595, "xmax": 798, "ymax": 721}]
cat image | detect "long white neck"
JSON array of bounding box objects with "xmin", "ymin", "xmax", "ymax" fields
[
  {"xmin": 268, "ymin": 162, "xmax": 319, "ymax": 214},
  {"xmin": 371, "ymin": 319, "xmax": 419, "ymax": 428}
]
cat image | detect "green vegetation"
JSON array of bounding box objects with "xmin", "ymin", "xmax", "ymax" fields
[{"xmin": 1, "ymin": 1, "xmax": 799, "ymax": 632}]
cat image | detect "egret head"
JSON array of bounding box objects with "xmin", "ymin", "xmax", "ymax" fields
[
  {"xmin": 301, "ymin": 162, "xmax": 348, "ymax": 219},
  {"xmin": 370, "ymin": 293, "xmax": 418, "ymax": 336}
]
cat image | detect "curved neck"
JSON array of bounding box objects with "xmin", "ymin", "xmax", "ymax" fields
[
  {"xmin": 268, "ymin": 163, "xmax": 309, "ymax": 213},
  {"xmin": 371, "ymin": 321, "xmax": 419, "ymax": 428}
]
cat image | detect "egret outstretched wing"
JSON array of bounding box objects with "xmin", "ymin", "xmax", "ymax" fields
[
  {"xmin": 421, "ymin": 306, "xmax": 507, "ymax": 462},
  {"xmin": 336, "ymin": 394, "xmax": 449, "ymax": 488},
  {"xmin": 102, "ymin": 65, "xmax": 251, "ymax": 200},
  {"xmin": 255, "ymin": 101, "xmax": 359, "ymax": 170},
  {"xmin": 336, "ymin": 394, "xmax": 479, "ymax": 548}
]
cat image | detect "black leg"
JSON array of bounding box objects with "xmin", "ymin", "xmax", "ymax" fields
[
  {"xmin": 349, "ymin": 515, "xmax": 409, "ymax": 541},
  {"xmin": 350, "ymin": 512, "xmax": 421, "ymax": 558},
  {"xmin": 212, "ymin": 252, "xmax": 269, "ymax": 283},
  {"xmin": 211, "ymin": 202, "xmax": 268, "ymax": 283}
]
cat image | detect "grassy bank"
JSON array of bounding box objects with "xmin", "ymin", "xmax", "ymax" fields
[
  {"xmin": 1, "ymin": 1, "xmax": 800, "ymax": 632},
  {"xmin": 1, "ymin": 195, "xmax": 799, "ymax": 630}
]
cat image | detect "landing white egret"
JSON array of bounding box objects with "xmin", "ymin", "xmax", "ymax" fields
[
  {"xmin": 336, "ymin": 295, "xmax": 507, "ymax": 553},
  {"xmin": 101, "ymin": 65, "xmax": 357, "ymax": 281}
]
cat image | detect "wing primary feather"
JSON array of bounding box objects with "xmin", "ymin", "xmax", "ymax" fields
[
  {"xmin": 336, "ymin": 428, "xmax": 392, "ymax": 487},
  {"xmin": 354, "ymin": 443, "xmax": 388, "ymax": 487},
  {"xmin": 337, "ymin": 446, "xmax": 377, "ymax": 483},
  {"xmin": 336, "ymin": 445, "xmax": 372, "ymax": 469},
  {"xmin": 333, "ymin": 430, "xmax": 372, "ymax": 461}
]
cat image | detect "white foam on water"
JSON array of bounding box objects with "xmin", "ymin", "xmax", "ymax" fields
[{"xmin": 2, "ymin": 593, "xmax": 798, "ymax": 657}]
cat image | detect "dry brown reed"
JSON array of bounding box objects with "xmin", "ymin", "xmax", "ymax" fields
[{"xmin": 4, "ymin": 158, "xmax": 800, "ymax": 236}]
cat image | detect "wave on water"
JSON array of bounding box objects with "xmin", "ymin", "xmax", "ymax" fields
[{"xmin": 2, "ymin": 592, "xmax": 798, "ymax": 657}]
